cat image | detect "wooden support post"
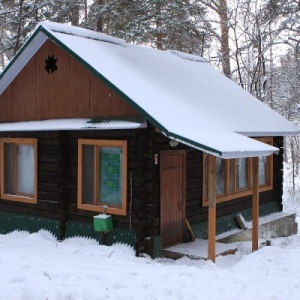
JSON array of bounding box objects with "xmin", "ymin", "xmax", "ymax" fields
[
  {"xmin": 208, "ymin": 155, "xmax": 216, "ymax": 262},
  {"xmin": 252, "ymin": 157, "xmax": 259, "ymax": 252}
]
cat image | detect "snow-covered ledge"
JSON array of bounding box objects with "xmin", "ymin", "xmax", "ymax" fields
[{"xmin": 217, "ymin": 212, "xmax": 298, "ymax": 243}]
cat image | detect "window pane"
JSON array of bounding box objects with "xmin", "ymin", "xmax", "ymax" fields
[
  {"xmin": 229, "ymin": 160, "xmax": 234, "ymax": 193},
  {"xmin": 99, "ymin": 147, "xmax": 123, "ymax": 206},
  {"xmin": 259, "ymin": 156, "xmax": 267, "ymax": 185},
  {"xmin": 16, "ymin": 144, "xmax": 34, "ymax": 195},
  {"xmin": 237, "ymin": 158, "xmax": 248, "ymax": 190},
  {"xmin": 204, "ymin": 155, "xmax": 208, "ymax": 199},
  {"xmin": 216, "ymin": 157, "xmax": 225, "ymax": 195},
  {"xmin": 4, "ymin": 143, "xmax": 14, "ymax": 194},
  {"xmin": 82, "ymin": 145, "xmax": 95, "ymax": 204}
]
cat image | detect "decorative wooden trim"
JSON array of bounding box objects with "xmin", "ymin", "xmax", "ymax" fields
[
  {"xmin": 252, "ymin": 157, "xmax": 259, "ymax": 251},
  {"xmin": 208, "ymin": 155, "xmax": 216, "ymax": 262},
  {"xmin": 0, "ymin": 138, "xmax": 38, "ymax": 204},
  {"xmin": 94, "ymin": 145, "xmax": 99, "ymax": 206},
  {"xmin": 77, "ymin": 139, "xmax": 127, "ymax": 216},
  {"xmin": 202, "ymin": 137, "xmax": 274, "ymax": 206}
]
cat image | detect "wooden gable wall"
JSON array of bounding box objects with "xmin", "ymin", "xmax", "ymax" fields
[{"xmin": 0, "ymin": 39, "xmax": 139, "ymax": 122}]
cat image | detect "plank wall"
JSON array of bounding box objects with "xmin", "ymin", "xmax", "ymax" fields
[{"xmin": 0, "ymin": 39, "xmax": 138, "ymax": 122}]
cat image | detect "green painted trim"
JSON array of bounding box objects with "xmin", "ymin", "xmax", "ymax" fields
[
  {"xmin": 0, "ymin": 211, "xmax": 59, "ymax": 237},
  {"xmin": 153, "ymin": 235, "xmax": 163, "ymax": 258},
  {"xmin": 153, "ymin": 201, "xmax": 281, "ymax": 257},
  {"xmin": 40, "ymin": 27, "xmax": 226, "ymax": 157},
  {"xmin": 0, "ymin": 25, "xmax": 167, "ymax": 134},
  {"xmin": 191, "ymin": 201, "xmax": 281, "ymax": 239},
  {"xmin": 167, "ymin": 131, "xmax": 222, "ymax": 156},
  {"xmin": 0, "ymin": 25, "xmax": 224, "ymax": 157},
  {"xmin": 64, "ymin": 220, "xmax": 136, "ymax": 247},
  {"xmin": 40, "ymin": 27, "xmax": 168, "ymax": 133},
  {"xmin": 88, "ymin": 116, "xmax": 145, "ymax": 124},
  {"xmin": 0, "ymin": 25, "xmax": 228, "ymax": 157},
  {"xmin": 0, "ymin": 26, "xmax": 44, "ymax": 80}
]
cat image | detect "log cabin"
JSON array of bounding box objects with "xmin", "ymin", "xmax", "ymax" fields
[{"xmin": 0, "ymin": 21, "xmax": 299, "ymax": 259}]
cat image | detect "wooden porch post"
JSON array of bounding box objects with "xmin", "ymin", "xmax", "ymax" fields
[
  {"xmin": 208, "ymin": 155, "xmax": 216, "ymax": 262},
  {"xmin": 252, "ymin": 157, "xmax": 259, "ymax": 252}
]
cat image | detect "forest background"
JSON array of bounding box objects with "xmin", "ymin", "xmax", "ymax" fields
[{"xmin": 1, "ymin": 0, "xmax": 300, "ymax": 194}]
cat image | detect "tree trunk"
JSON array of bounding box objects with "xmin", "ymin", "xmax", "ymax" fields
[
  {"xmin": 70, "ymin": 2, "xmax": 80, "ymax": 26},
  {"xmin": 155, "ymin": 2, "xmax": 163, "ymax": 50},
  {"xmin": 97, "ymin": 0, "xmax": 105, "ymax": 32},
  {"xmin": 14, "ymin": 0, "xmax": 24, "ymax": 55},
  {"xmin": 219, "ymin": 0, "xmax": 231, "ymax": 78}
]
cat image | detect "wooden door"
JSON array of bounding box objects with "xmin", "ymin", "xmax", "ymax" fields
[{"xmin": 160, "ymin": 150, "xmax": 186, "ymax": 247}]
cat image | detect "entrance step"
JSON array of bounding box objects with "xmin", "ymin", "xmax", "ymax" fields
[{"xmin": 163, "ymin": 239, "xmax": 237, "ymax": 260}]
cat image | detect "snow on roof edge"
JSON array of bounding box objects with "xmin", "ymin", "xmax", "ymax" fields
[
  {"xmin": 0, "ymin": 118, "xmax": 147, "ymax": 132},
  {"xmin": 238, "ymin": 131, "xmax": 300, "ymax": 137},
  {"xmin": 38, "ymin": 21, "xmax": 208, "ymax": 64},
  {"xmin": 167, "ymin": 50, "xmax": 206, "ymax": 63},
  {"xmin": 37, "ymin": 21, "xmax": 127, "ymax": 47},
  {"xmin": 165, "ymin": 130, "xmax": 279, "ymax": 158},
  {"xmin": 0, "ymin": 31, "xmax": 47, "ymax": 95}
]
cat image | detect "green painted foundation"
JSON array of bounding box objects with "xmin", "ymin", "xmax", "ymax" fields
[
  {"xmin": 153, "ymin": 201, "xmax": 281, "ymax": 257},
  {"xmin": 0, "ymin": 212, "xmax": 136, "ymax": 248},
  {"xmin": 190, "ymin": 201, "xmax": 280, "ymax": 240},
  {"xmin": 0, "ymin": 201, "xmax": 281, "ymax": 258},
  {"xmin": 0, "ymin": 211, "xmax": 59, "ymax": 237},
  {"xmin": 65, "ymin": 220, "xmax": 136, "ymax": 247}
]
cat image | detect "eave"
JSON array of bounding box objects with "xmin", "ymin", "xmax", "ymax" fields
[{"xmin": 0, "ymin": 23, "xmax": 295, "ymax": 159}]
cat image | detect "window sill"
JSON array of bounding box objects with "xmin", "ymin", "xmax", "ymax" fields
[
  {"xmin": 78, "ymin": 203, "xmax": 126, "ymax": 216},
  {"xmin": 1, "ymin": 193, "xmax": 37, "ymax": 204},
  {"xmin": 202, "ymin": 185, "xmax": 273, "ymax": 207}
]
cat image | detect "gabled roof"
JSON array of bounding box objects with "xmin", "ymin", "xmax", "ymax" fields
[{"xmin": 0, "ymin": 21, "xmax": 299, "ymax": 158}]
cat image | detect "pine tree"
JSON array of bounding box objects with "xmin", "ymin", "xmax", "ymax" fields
[
  {"xmin": 0, "ymin": 0, "xmax": 50, "ymax": 64},
  {"xmin": 0, "ymin": 0, "xmax": 89, "ymax": 71},
  {"xmin": 84, "ymin": 0, "xmax": 210, "ymax": 56}
]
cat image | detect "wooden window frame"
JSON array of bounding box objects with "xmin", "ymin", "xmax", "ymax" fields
[
  {"xmin": 202, "ymin": 137, "xmax": 273, "ymax": 206},
  {"xmin": 0, "ymin": 138, "xmax": 38, "ymax": 204},
  {"xmin": 77, "ymin": 139, "xmax": 127, "ymax": 216}
]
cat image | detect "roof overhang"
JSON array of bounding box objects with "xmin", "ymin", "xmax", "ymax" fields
[
  {"xmin": 0, "ymin": 118, "xmax": 147, "ymax": 131},
  {"xmin": 0, "ymin": 22, "xmax": 296, "ymax": 160},
  {"xmin": 0, "ymin": 30, "xmax": 47, "ymax": 95},
  {"xmin": 164, "ymin": 130, "xmax": 279, "ymax": 158}
]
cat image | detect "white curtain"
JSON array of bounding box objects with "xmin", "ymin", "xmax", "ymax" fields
[{"xmin": 17, "ymin": 144, "xmax": 34, "ymax": 195}]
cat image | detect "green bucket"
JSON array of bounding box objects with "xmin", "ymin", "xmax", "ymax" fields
[{"xmin": 93, "ymin": 214, "xmax": 113, "ymax": 233}]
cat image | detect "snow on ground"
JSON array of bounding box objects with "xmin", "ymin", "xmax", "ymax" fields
[
  {"xmin": 1, "ymin": 230, "xmax": 300, "ymax": 300},
  {"xmin": 0, "ymin": 162, "xmax": 300, "ymax": 299}
]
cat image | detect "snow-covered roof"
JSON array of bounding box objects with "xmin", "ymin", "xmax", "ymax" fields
[
  {"xmin": 0, "ymin": 21, "xmax": 299, "ymax": 158},
  {"xmin": 0, "ymin": 118, "xmax": 146, "ymax": 132}
]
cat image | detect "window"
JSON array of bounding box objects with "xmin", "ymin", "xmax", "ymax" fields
[
  {"xmin": 77, "ymin": 139, "xmax": 127, "ymax": 215},
  {"xmin": 203, "ymin": 137, "xmax": 273, "ymax": 206},
  {"xmin": 0, "ymin": 138, "xmax": 37, "ymax": 204}
]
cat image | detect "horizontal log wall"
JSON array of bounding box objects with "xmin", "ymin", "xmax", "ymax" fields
[
  {"xmin": 0, "ymin": 131, "xmax": 62, "ymax": 221},
  {"xmin": 153, "ymin": 133, "xmax": 283, "ymax": 234},
  {"xmin": 0, "ymin": 129, "xmax": 152, "ymax": 244},
  {"xmin": 0, "ymin": 129, "xmax": 283, "ymax": 254}
]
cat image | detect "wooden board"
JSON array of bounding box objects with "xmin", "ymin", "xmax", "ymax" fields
[
  {"xmin": 0, "ymin": 39, "xmax": 139, "ymax": 122},
  {"xmin": 160, "ymin": 150, "xmax": 186, "ymax": 247}
]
